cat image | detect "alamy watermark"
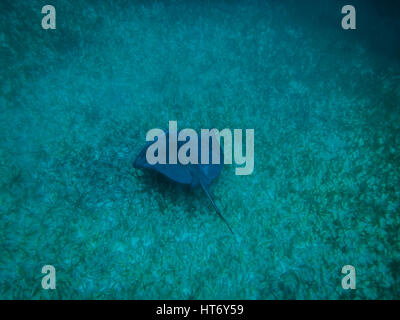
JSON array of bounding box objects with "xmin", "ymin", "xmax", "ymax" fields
[
  {"xmin": 41, "ymin": 265, "xmax": 56, "ymax": 290},
  {"xmin": 145, "ymin": 121, "xmax": 254, "ymax": 175},
  {"xmin": 341, "ymin": 265, "xmax": 356, "ymax": 290},
  {"xmin": 41, "ymin": 5, "xmax": 56, "ymax": 30},
  {"xmin": 341, "ymin": 5, "xmax": 356, "ymax": 30}
]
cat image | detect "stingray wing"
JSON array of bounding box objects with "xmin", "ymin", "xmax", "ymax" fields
[
  {"xmin": 133, "ymin": 130, "xmax": 223, "ymax": 186},
  {"xmin": 199, "ymin": 161, "xmax": 223, "ymax": 185},
  {"xmin": 133, "ymin": 140, "xmax": 193, "ymax": 185},
  {"xmin": 198, "ymin": 136, "xmax": 224, "ymax": 185},
  {"xmin": 152, "ymin": 163, "xmax": 193, "ymax": 185}
]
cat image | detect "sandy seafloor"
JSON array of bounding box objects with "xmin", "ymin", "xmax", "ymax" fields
[{"xmin": 0, "ymin": 0, "xmax": 399, "ymax": 299}]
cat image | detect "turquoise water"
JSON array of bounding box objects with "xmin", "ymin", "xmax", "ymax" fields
[{"xmin": 0, "ymin": 0, "xmax": 399, "ymax": 299}]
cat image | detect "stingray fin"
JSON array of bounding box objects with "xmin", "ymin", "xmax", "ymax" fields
[{"xmin": 199, "ymin": 180, "xmax": 235, "ymax": 235}]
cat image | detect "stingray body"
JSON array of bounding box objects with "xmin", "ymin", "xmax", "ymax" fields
[{"xmin": 134, "ymin": 131, "xmax": 234, "ymax": 234}]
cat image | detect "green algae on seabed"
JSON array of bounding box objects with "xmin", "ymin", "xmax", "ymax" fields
[{"xmin": 0, "ymin": 0, "xmax": 399, "ymax": 299}]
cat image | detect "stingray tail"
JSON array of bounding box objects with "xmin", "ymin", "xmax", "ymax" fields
[{"xmin": 199, "ymin": 181, "xmax": 235, "ymax": 235}]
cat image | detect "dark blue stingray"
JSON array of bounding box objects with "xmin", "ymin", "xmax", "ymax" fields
[{"xmin": 134, "ymin": 131, "xmax": 234, "ymax": 234}]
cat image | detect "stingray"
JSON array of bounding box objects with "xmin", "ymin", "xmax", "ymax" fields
[{"xmin": 133, "ymin": 131, "xmax": 234, "ymax": 234}]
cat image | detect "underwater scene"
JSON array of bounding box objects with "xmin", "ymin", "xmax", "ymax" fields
[{"xmin": 0, "ymin": 0, "xmax": 399, "ymax": 299}]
